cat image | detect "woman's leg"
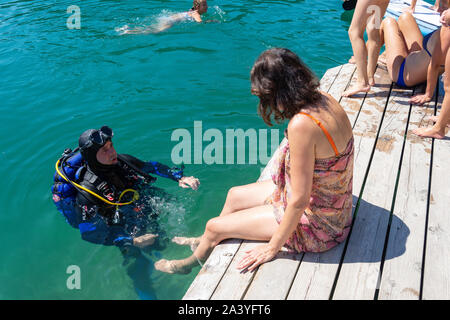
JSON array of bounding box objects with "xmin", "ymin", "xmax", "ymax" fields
[
  {"xmin": 172, "ymin": 180, "xmax": 276, "ymax": 249},
  {"xmin": 413, "ymin": 50, "xmax": 450, "ymax": 139},
  {"xmin": 366, "ymin": 0, "xmax": 390, "ymax": 85},
  {"xmin": 155, "ymin": 204, "xmax": 279, "ymax": 274},
  {"xmin": 218, "ymin": 180, "xmax": 276, "ymax": 216},
  {"xmin": 343, "ymin": 0, "xmax": 373, "ymax": 97},
  {"xmin": 380, "ymin": 17, "xmax": 409, "ymax": 83},
  {"xmin": 397, "ymin": 12, "xmax": 424, "ymax": 53}
]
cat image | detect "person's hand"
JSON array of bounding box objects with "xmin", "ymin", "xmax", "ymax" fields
[
  {"xmin": 178, "ymin": 176, "xmax": 200, "ymax": 190},
  {"xmin": 441, "ymin": 9, "xmax": 450, "ymax": 27},
  {"xmin": 410, "ymin": 94, "xmax": 432, "ymax": 105},
  {"xmin": 237, "ymin": 244, "xmax": 278, "ymax": 272},
  {"xmin": 133, "ymin": 234, "xmax": 158, "ymax": 248}
]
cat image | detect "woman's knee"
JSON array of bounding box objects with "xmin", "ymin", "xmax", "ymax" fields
[
  {"xmin": 381, "ymin": 17, "xmax": 397, "ymax": 29},
  {"xmin": 204, "ymin": 217, "xmax": 223, "ymax": 246},
  {"xmin": 398, "ymin": 11, "xmax": 414, "ymax": 27},
  {"xmin": 223, "ymin": 186, "xmax": 244, "ymax": 210},
  {"xmin": 348, "ymin": 26, "xmax": 363, "ymax": 42}
]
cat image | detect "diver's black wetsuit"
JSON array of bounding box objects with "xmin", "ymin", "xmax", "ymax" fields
[{"xmin": 75, "ymin": 154, "xmax": 183, "ymax": 251}]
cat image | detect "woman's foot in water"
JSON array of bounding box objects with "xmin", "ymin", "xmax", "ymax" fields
[
  {"xmin": 172, "ymin": 236, "xmax": 201, "ymax": 252},
  {"xmin": 154, "ymin": 258, "xmax": 195, "ymax": 274}
]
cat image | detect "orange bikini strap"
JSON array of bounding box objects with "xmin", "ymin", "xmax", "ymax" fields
[{"xmin": 298, "ymin": 112, "xmax": 339, "ymax": 156}]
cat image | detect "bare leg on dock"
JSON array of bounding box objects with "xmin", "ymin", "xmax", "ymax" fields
[
  {"xmin": 343, "ymin": 0, "xmax": 389, "ymax": 97},
  {"xmin": 156, "ymin": 180, "xmax": 277, "ymax": 274}
]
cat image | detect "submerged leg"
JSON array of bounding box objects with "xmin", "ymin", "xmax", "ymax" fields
[{"xmin": 155, "ymin": 205, "xmax": 278, "ymax": 274}]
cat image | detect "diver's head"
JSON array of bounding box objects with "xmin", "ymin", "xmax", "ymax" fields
[
  {"xmin": 193, "ymin": 0, "xmax": 208, "ymax": 14},
  {"xmin": 79, "ymin": 126, "xmax": 118, "ymax": 172}
]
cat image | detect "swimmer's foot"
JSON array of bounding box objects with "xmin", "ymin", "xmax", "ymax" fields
[
  {"xmin": 154, "ymin": 259, "xmax": 193, "ymax": 274},
  {"xmin": 412, "ymin": 126, "xmax": 446, "ymax": 139},
  {"xmin": 172, "ymin": 236, "xmax": 201, "ymax": 252},
  {"xmin": 428, "ymin": 116, "xmax": 450, "ymax": 127},
  {"xmin": 115, "ymin": 25, "xmax": 129, "ymax": 35},
  {"xmin": 342, "ymin": 84, "xmax": 371, "ymax": 97}
]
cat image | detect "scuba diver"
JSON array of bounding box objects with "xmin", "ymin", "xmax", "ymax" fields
[{"xmin": 51, "ymin": 126, "xmax": 199, "ymax": 298}]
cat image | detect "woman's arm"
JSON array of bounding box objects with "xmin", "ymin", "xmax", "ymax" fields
[
  {"xmin": 237, "ymin": 116, "xmax": 315, "ymax": 271},
  {"xmin": 267, "ymin": 117, "xmax": 315, "ymax": 251},
  {"xmin": 189, "ymin": 11, "xmax": 203, "ymax": 22}
]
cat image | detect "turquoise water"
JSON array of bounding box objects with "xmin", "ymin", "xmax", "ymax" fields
[{"xmin": 0, "ymin": 0, "xmax": 358, "ymax": 300}]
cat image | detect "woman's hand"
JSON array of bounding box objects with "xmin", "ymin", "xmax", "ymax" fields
[
  {"xmin": 178, "ymin": 176, "xmax": 200, "ymax": 190},
  {"xmin": 237, "ymin": 244, "xmax": 278, "ymax": 272},
  {"xmin": 410, "ymin": 94, "xmax": 432, "ymax": 105}
]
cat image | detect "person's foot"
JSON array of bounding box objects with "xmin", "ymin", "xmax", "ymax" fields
[
  {"xmin": 133, "ymin": 234, "xmax": 158, "ymax": 248},
  {"xmin": 172, "ymin": 236, "xmax": 201, "ymax": 252},
  {"xmin": 428, "ymin": 116, "xmax": 450, "ymax": 127},
  {"xmin": 368, "ymin": 76, "xmax": 375, "ymax": 86},
  {"xmin": 154, "ymin": 259, "xmax": 192, "ymax": 274},
  {"xmin": 342, "ymin": 84, "xmax": 371, "ymax": 97},
  {"xmin": 412, "ymin": 126, "xmax": 446, "ymax": 139},
  {"xmin": 115, "ymin": 25, "xmax": 129, "ymax": 35},
  {"xmin": 349, "ymin": 56, "xmax": 356, "ymax": 64}
]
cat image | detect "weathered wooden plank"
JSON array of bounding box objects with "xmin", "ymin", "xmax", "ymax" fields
[
  {"xmin": 243, "ymin": 250, "xmax": 302, "ymax": 300},
  {"xmin": 328, "ymin": 63, "xmax": 356, "ymax": 101},
  {"xmin": 182, "ymin": 239, "xmax": 241, "ymax": 300},
  {"xmin": 286, "ymin": 244, "xmax": 346, "ymax": 300},
  {"xmin": 333, "ymin": 85, "xmax": 413, "ymax": 300},
  {"xmin": 287, "ymin": 67, "xmax": 392, "ymax": 300},
  {"xmin": 422, "ymin": 98, "xmax": 450, "ymax": 300},
  {"xmin": 211, "ymin": 240, "xmax": 263, "ymax": 300},
  {"xmin": 339, "ymin": 67, "xmax": 369, "ymax": 126},
  {"xmin": 377, "ymin": 100, "xmax": 434, "ymax": 300},
  {"xmin": 320, "ymin": 65, "xmax": 343, "ymax": 92}
]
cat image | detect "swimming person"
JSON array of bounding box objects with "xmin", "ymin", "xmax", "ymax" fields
[
  {"xmin": 379, "ymin": 12, "xmax": 443, "ymax": 88},
  {"xmin": 118, "ymin": 0, "xmax": 208, "ymax": 35},
  {"xmin": 412, "ymin": 9, "xmax": 450, "ymax": 139},
  {"xmin": 52, "ymin": 126, "xmax": 199, "ymax": 253},
  {"xmin": 154, "ymin": 48, "xmax": 354, "ymax": 274},
  {"xmin": 343, "ymin": 0, "xmax": 390, "ymax": 97}
]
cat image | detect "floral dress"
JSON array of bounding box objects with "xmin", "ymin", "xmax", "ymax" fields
[{"xmin": 265, "ymin": 114, "xmax": 354, "ymax": 253}]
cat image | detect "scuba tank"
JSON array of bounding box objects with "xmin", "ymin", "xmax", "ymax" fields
[{"xmin": 52, "ymin": 149, "xmax": 84, "ymax": 228}]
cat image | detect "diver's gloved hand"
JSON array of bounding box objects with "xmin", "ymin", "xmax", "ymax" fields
[
  {"xmin": 178, "ymin": 176, "xmax": 200, "ymax": 190},
  {"xmin": 133, "ymin": 233, "xmax": 158, "ymax": 248}
]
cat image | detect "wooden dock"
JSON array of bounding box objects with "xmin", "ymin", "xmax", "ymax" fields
[{"xmin": 183, "ymin": 63, "xmax": 450, "ymax": 300}]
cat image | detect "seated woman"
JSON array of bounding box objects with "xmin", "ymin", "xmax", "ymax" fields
[
  {"xmin": 412, "ymin": 9, "xmax": 450, "ymax": 139},
  {"xmin": 117, "ymin": 0, "xmax": 208, "ymax": 35},
  {"xmin": 380, "ymin": 12, "xmax": 442, "ymax": 88},
  {"xmin": 155, "ymin": 48, "xmax": 355, "ymax": 274}
]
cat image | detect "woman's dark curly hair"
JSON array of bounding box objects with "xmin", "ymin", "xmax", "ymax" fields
[{"xmin": 250, "ymin": 48, "xmax": 323, "ymax": 126}]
